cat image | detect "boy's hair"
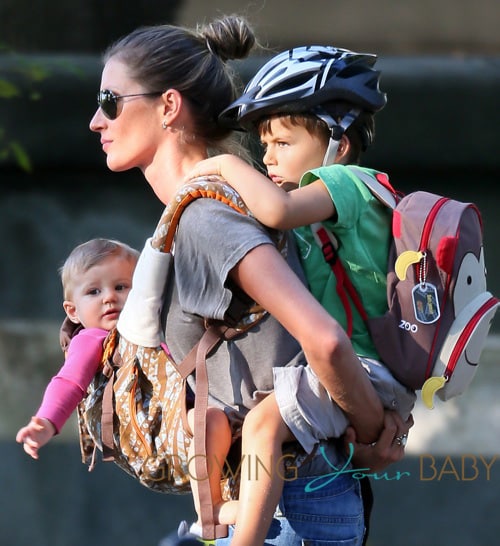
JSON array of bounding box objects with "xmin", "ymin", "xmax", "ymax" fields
[
  {"xmin": 60, "ymin": 238, "xmax": 139, "ymax": 299},
  {"xmin": 257, "ymin": 102, "xmax": 375, "ymax": 165}
]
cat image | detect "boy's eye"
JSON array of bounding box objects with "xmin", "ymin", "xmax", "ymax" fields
[{"xmin": 87, "ymin": 288, "xmax": 100, "ymax": 296}]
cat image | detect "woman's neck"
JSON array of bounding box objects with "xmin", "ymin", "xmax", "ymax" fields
[{"xmin": 144, "ymin": 141, "xmax": 208, "ymax": 204}]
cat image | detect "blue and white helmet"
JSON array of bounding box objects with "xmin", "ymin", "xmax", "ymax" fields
[{"xmin": 220, "ymin": 46, "xmax": 387, "ymax": 164}]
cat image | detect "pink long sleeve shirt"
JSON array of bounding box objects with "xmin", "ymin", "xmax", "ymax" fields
[{"xmin": 35, "ymin": 328, "xmax": 108, "ymax": 433}]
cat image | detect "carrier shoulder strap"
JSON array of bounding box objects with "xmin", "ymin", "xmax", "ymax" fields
[{"xmin": 150, "ymin": 175, "xmax": 251, "ymax": 252}]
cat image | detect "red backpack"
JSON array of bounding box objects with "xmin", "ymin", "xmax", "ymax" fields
[{"xmin": 313, "ymin": 167, "xmax": 499, "ymax": 409}]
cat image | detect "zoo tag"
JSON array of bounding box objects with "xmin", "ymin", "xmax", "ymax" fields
[{"xmin": 412, "ymin": 283, "xmax": 440, "ymax": 324}]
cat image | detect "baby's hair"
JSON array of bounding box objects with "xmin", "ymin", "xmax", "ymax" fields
[{"xmin": 60, "ymin": 238, "xmax": 139, "ymax": 299}]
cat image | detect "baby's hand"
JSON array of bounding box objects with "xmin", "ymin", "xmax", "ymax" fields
[{"xmin": 16, "ymin": 416, "xmax": 56, "ymax": 459}]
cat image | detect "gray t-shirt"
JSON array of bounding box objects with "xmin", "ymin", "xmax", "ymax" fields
[
  {"xmin": 162, "ymin": 198, "xmax": 306, "ymax": 435},
  {"xmin": 163, "ymin": 197, "xmax": 354, "ymax": 480}
]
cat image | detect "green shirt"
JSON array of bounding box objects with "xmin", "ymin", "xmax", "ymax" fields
[{"xmin": 296, "ymin": 164, "xmax": 392, "ymax": 358}]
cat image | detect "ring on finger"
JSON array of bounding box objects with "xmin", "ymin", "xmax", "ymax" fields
[{"xmin": 394, "ymin": 433, "xmax": 408, "ymax": 447}]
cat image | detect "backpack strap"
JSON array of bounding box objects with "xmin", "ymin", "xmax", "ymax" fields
[
  {"xmin": 100, "ymin": 329, "xmax": 119, "ymax": 461},
  {"xmin": 347, "ymin": 165, "xmax": 400, "ymax": 209},
  {"xmin": 311, "ymin": 223, "xmax": 368, "ymax": 337}
]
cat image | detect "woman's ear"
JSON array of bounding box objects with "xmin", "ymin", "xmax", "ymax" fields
[{"xmin": 161, "ymin": 89, "xmax": 183, "ymax": 125}]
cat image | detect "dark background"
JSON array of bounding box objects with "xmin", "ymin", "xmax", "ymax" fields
[{"xmin": 1, "ymin": 2, "xmax": 499, "ymax": 545}]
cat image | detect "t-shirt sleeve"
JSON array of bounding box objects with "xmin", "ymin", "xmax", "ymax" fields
[
  {"xmin": 172, "ymin": 198, "xmax": 274, "ymax": 320},
  {"xmin": 300, "ymin": 164, "xmax": 367, "ymax": 230},
  {"xmin": 35, "ymin": 328, "xmax": 107, "ymax": 433}
]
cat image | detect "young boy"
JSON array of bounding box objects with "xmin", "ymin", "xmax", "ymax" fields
[
  {"xmin": 182, "ymin": 46, "xmax": 416, "ymax": 545},
  {"xmin": 16, "ymin": 238, "xmax": 139, "ymax": 458}
]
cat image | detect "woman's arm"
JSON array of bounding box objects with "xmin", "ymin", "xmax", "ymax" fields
[
  {"xmin": 188, "ymin": 154, "xmax": 335, "ymax": 230},
  {"xmin": 229, "ymin": 241, "xmax": 384, "ymax": 444}
]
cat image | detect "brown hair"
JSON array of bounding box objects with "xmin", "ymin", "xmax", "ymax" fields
[
  {"xmin": 103, "ymin": 15, "xmax": 257, "ymax": 158},
  {"xmin": 257, "ymin": 103, "xmax": 376, "ymax": 164}
]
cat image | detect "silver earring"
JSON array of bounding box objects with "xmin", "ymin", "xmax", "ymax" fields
[{"xmin": 162, "ymin": 120, "xmax": 168, "ymax": 130}]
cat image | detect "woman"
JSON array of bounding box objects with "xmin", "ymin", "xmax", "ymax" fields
[{"xmin": 89, "ymin": 15, "xmax": 411, "ymax": 545}]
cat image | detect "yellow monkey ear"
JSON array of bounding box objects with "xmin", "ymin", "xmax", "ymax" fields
[{"xmin": 395, "ymin": 250, "xmax": 424, "ymax": 281}]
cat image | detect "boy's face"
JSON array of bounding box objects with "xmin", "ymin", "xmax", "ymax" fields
[{"xmin": 260, "ymin": 117, "xmax": 327, "ymax": 192}]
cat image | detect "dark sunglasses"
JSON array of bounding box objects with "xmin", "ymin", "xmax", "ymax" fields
[{"xmin": 97, "ymin": 89, "xmax": 163, "ymax": 120}]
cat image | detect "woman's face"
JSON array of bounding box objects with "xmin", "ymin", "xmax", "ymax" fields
[{"xmin": 89, "ymin": 57, "xmax": 164, "ymax": 173}]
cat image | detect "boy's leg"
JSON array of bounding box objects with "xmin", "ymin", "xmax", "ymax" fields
[
  {"xmin": 187, "ymin": 407, "xmax": 235, "ymax": 527},
  {"xmin": 231, "ymin": 392, "xmax": 293, "ymax": 546}
]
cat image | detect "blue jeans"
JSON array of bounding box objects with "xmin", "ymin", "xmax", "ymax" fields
[{"xmin": 216, "ymin": 441, "xmax": 365, "ymax": 545}]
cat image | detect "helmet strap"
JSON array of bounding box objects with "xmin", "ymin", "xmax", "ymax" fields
[{"xmin": 314, "ymin": 107, "xmax": 361, "ymax": 166}]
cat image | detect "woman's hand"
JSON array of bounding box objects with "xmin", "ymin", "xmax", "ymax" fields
[{"xmin": 344, "ymin": 410, "xmax": 414, "ymax": 473}]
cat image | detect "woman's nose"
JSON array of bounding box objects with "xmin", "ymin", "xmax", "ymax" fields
[{"xmin": 89, "ymin": 108, "xmax": 105, "ymax": 132}]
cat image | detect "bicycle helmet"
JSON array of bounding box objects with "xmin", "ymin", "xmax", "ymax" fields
[{"xmin": 220, "ymin": 46, "xmax": 387, "ymax": 164}]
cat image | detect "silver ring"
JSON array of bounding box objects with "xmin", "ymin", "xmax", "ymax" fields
[{"xmin": 395, "ymin": 433, "xmax": 408, "ymax": 447}]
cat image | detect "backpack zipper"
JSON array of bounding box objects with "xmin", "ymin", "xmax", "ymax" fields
[
  {"xmin": 420, "ymin": 198, "xmax": 450, "ymax": 381},
  {"xmin": 417, "ymin": 197, "xmax": 449, "ymax": 280},
  {"xmin": 443, "ymin": 296, "xmax": 499, "ymax": 379}
]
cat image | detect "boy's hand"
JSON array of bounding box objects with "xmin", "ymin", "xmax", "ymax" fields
[
  {"xmin": 185, "ymin": 156, "xmax": 225, "ymax": 181},
  {"xmin": 185, "ymin": 154, "xmax": 250, "ymax": 183},
  {"xmin": 344, "ymin": 410, "xmax": 414, "ymax": 473},
  {"xmin": 16, "ymin": 416, "xmax": 56, "ymax": 459}
]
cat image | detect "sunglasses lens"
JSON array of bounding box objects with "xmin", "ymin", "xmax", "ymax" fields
[{"xmin": 98, "ymin": 91, "xmax": 117, "ymax": 120}]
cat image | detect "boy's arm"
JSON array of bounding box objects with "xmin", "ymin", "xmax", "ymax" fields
[
  {"xmin": 188, "ymin": 154, "xmax": 335, "ymax": 229},
  {"xmin": 230, "ymin": 242, "xmax": 384, "ymax": 444}
]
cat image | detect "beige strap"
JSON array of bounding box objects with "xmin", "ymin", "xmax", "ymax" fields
[
  {"xmin": 101, "ymin": 374, "xmax": 115, "ymax": 461},
  {"xmin": 192, "ymin": 325, "xmax": 229, "ymax": 540}
]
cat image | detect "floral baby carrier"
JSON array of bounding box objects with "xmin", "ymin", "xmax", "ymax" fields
[{"xmin": 73, "ymin": 177, "xmax": 277, "ymax": 540}]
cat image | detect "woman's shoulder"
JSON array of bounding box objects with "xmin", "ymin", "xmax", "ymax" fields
[{"xmin": 177, "ymin": 197, "xmax": 270, "ymax": 243}]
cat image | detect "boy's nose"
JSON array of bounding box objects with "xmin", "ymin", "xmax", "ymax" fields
[{"xmin": 263, "ymin": 148, "xmax": 275, "ymax": 166}]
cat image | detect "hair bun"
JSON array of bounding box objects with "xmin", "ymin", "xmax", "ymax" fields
[{"xmin": 200, "ymin": 15, "xmax": 256, "ymax": 62}]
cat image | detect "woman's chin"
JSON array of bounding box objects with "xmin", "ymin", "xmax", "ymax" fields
[{"xmin": 106, "ymin": 157, "xmax": 131, "ymax": 173}]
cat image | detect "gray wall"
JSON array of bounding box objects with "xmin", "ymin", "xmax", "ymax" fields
[{"xmin": 177, "ymin": 0, "xmax": 500, "ymax": 55}]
